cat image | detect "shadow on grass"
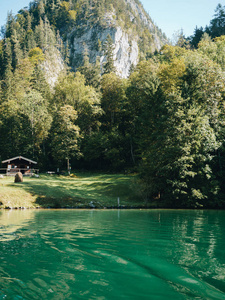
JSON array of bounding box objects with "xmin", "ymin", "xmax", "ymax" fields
[{"xmin": 8, "ymin": 174, "xmax": 143, "ymax": 208}]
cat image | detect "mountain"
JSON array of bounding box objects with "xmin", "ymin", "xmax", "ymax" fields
[
  {"xmin": 66, "ymin": 0, "xmax": 167, "ymax": 77},
  {"xmin": 0, "ymin": 0, "xmax": 167, "ymax": 82}
]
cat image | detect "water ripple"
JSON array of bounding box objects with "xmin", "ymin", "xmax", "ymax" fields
[{"xmin": 0, "ymin": 210, "xmax": 225, "ymax": 299}]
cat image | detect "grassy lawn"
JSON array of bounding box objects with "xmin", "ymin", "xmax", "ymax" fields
[{"xmin": 0, "ymin": 172, "xmax": 146, "ymax": 209}]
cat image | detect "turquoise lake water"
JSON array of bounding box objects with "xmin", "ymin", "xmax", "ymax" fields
[{"xmin": 0, "ymin": 209, "xmax": 225, "ymax": 299}]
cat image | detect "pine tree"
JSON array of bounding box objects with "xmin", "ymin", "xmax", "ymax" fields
[
  {"xmin": 27, "ymin": 12, "xmax": 32, "ymax": 31},
  {"xmin": 64, "ymin": 40, "xmax": 70, "ymax": 65},
  {"xmin": 3, "ymin": 38, "xmax": 13, "ymax": 79},
  {"xmin": 11, "ymin": 29, "xmax": 23, "ymax": 69},
  {"xmin": 24, "ymin": 29, "xmax": 37, "ymax": 53},
  {"xmin": 5, "ymin": 11, "xmax": 15, "ymax": 38},
  {"xmin": 78, "ymin": 48, "xmax": 92, "ymax": 82},
  {"xmin": 210, "ymin": 4, "xmax": 225, "ymax": 38},
  {"xmin": 91, "ymin": 56, "xmax": 102, "ymax": 89},
  {"xmin": 0, "ymin": 41, "xmax": 4, "ymax": 79},
  {"xmin": 78, "ymin": 50, "xmax": 102, "ymax": 88},
  {"xmin": 190, "ymin": 26, "xmax": 204, "ymax": 48},
  {"xmin": 35, "ymin": 18, "xmax": 45, "ymax": 49},
  {"xmin": 103, "ymin": 34, "xmax": 115, "ymax": 74},
  {"xmin": 38, "ymin": 0, "xmax": 45, "ymax": 18}
]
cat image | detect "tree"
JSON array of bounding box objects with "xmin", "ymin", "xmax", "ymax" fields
[
  {"xmin": 190, "ymin": 26, "xmax": 204, "ymax": 48},
  {"xmin": 101, "ymin": 72, "xmax": 127, "ymax": 128},
  {"xmin": 11, "ymin": 29, "xmax": 23, "ymax": 69},
  {"xmin": 21, "ymin": 90, "xmax": 52, "ymax": 157},
  {"xmin": 172, "ymin": 29, "xmax": 190, "ymax": 48},
  {"xmin": 189, "ymin": 4, "xmax": 225, "ymax": 46},
  {"xmin": 2, "ymin": 38, "xmax": 13, "ymax": 79},
  {"xmin": 0, "ymin": 56, "xmax": 51, "ymax": 160},
  {"xmin": 53, "ymin": 72, "xmax": 102, "ymax": 134},
  {"xmin": 28, "ymin": 47, "xmax": 45, "ymax": 65},
  {"xmin": 98, "ymin": 73, "xmax": 132, "ymax": 170},
  {"xmin": 129, "ymin": 51, "xmax": 225, "ymax": 207},
  {"xmin": 50, "ymin": 105, "xmax": 80, "ymax": 172},
  {"xmin": 78, "ymin": 50, "xmax": 101, "ymax": 89},
  {"xmin": 103, "ymin": 34, "xmax": 115, "ymax": 74},
  {"xmin": 35, "ymin": 18, "xmax": 45, "ymax": 49},
  {"xmin": 209, "ymin": 4, "xmax": 225, "ymax": 38},
  {"xmin": 198, "ymin": 34, "xmax": 225, "ymax": 71},
  {"xmin": 24, "ymin": 29, "xmax": 37, "ymax": 53}
]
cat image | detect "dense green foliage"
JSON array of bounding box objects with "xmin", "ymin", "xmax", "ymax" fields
[
  {"xmin": 133, "ymin": 48, "xmax": 225, "ymax": 208},
  {"xmin": 0, "ymin": 1, "xmax": 225, "ymax": 208}
]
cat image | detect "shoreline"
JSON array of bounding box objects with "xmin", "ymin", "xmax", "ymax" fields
[
  {"xmin": 1, "ymin": 173, "xmax": 225, "ymax": 210},
  {"xmin": 1, "ymin": 206, "xmax": 224, "ymax": 210}
]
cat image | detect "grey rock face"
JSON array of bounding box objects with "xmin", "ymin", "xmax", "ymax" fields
[
  {"xmin": 41, "ymin": 47, "xmax": 65, "ymax": 87},
  {"xmin": 69, "ymin": 0, "xmax": 166, "ymax": 78},
  {"xmin": 71, "ymin": 24, "xmax": 139, "ymax": 78},
  {"xmin": 124, "ymin": 0, "xmax": 166, "ymax": 49}
]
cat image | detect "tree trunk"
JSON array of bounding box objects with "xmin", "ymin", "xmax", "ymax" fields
[
  {"xmin": 67, "ymin": 158, "xmax": 70, "ymax": 175},
  {"xmin": 130, "ymin": 138, "xmax": 135, "ymax": 165}
]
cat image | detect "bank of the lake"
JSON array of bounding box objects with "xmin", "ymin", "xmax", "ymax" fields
[{"xmin": 0, "ymin": 173, "xmax": 148, "ymax": 209}]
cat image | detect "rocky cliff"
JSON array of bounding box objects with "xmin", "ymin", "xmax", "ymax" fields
[
  {"xmin": 67, "ymin": 0, "xmax": 167, "ymax": 78},
  {"xmin": 42, "ymin": 47, "xmax": 65, "ymax": 87},
  {"xmin": 70, "ymin": 23, "xmax": 139, "ymax": 78},
  {"xmin": 0, "ymin": 0, "xmax": 167, "ymax": 83}
]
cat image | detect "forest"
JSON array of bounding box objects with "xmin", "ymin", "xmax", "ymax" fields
[{"xmin": 0, "ymin": 1, "xmax": 225, "ymax": 208}]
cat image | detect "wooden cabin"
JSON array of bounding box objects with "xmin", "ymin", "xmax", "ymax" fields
[{"xmin": 1, "ymin": 156, "xmax": 38, "ymax": 176}]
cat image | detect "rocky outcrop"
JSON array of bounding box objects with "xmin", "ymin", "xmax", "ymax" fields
[
  {"xmin": 125, "ymin": 0, "xmax": 154, "ymax": 29},
  {"xmin": 41, "ymin": 47, "xmax": 65, "ymax": 87},
  {"xmin": 69, "ymin": 0, "xmax": 167, "ymax": 78},
  {"xmin": 71, "ymin": 24, "xmax": 139, "ymax": 78},
  {"xmin": 113, "ymin": 27, "xmax": 139, "ymax": 78}
]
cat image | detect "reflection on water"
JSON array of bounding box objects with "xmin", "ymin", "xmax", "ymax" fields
[
  {"xmin": 0, "ymin": 210, "xmax": 34, "ymax": 241},
  {"xmin": 0, "ymin": 209, "xmax": 225, "ymax": 299}
]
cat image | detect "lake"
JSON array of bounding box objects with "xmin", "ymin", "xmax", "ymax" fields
[{"xmin": 0, "ymin": 209, "xmax": 225, "ymax": 299}]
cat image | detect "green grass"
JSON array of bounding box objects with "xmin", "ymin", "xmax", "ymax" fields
[{"xmin": 0, "ymin": 172, "xmax": 146, "ymax": 209}]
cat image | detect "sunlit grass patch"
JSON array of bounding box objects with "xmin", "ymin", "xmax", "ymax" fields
[{"xmin": 0, "ymin": 172, "xmax": 144, "ymax": 209}]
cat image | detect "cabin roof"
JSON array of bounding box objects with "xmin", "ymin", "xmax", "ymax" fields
[{"xmin": 2, "ymin": 156, "xmax": 37, "ymax": 164}]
